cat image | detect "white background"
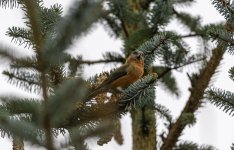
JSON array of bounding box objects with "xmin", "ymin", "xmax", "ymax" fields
[{"xmin": 0, "ymin": 0, "xmax": 234, "ymax": 150}]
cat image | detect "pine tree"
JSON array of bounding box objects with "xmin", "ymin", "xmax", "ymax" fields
[{"xmin": 0, "ymin": 0, "xmax": 230, "ymax": 150}]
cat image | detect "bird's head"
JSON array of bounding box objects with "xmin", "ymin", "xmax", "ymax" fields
[{"xmin": 126, "ymin": 51, "xmax": 144, "ymax": 66}]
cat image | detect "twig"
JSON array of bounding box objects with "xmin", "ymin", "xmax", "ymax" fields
[
  {"xmin": 78, "ymin": 59, "xmax": 124, "ymax": 65},
  {"xmin": 157, "ymin": 57, "xmax": 206, "ymax": 79},
  {"xmin": 120, "ymin": 18, "xmax": 129, "ymax": 38},
  {"xmin": 180, "ymin": 33, "xmax": 203, "ymax": 38}
]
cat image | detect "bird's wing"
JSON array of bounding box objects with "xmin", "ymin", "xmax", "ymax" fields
[{"xmin": 96, "ymin": 64, "xmax": 129, "ymax": 89}]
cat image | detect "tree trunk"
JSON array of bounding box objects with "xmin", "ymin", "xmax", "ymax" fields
[
  {"xmin": 131, "ymin": 107, "xmax": 156, "ymax": 150},
  {"xmin": 12, "ymin": 137, "xmax": 24, "ymax": 150},
  {"xmin": 123, "ymin": 1, "xmax": 157, "ymax": 149}
]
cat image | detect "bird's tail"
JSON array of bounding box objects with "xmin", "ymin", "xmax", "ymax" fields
[{"xmin": 83, "ymin": 86, "xmax": 106, "ymax": 102}]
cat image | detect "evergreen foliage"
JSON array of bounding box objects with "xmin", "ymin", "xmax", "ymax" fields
[
  {"xmin": 43, "ymin": 0, "xmax": 104, "ymax": 65},
  {"xmin": 206, "ymin": 88, "xmax": 234, "ymax": 116},
  {"xmin": 204, "ymin": 0, "xmax": 234, "ymax": 148},
  {"xmin": 153, "ymin": 66, "xmax": 179, "ymax": 96},
  {"xmin": 174, "ymin": 141, "xmax": 217, "ymax": 150},
  {"xmin": 155, "ymin": 103, "xmax": 172, "ymax": 123},
  {"xmin": 0, "ymin": 0, "xmax": 119, "ymax": 149},
  {"xmin": 205, "ymin": 1, "xmax": 234, "ymax": 118},
  {"xmin": 0, "ymin": 0, "xmax": 18, "ymax": 8},
  {"xmin": 119, "ymin": 73, "xmax": 157, "ymax": 110},
  {"xmin": 211, "ymin": 0, "xmax": 234, "ymax": 21},
  {"xmin": 0, "ymin": 0, "xmax": 231, "ymax": 149}
]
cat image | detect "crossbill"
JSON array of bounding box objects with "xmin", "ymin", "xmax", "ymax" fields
[{"xmin": 86, "ymin": 51, "xmax": 144, "ymax": 101}]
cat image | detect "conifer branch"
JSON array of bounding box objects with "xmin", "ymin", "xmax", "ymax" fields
[
  {"xmin": 3, "ymin": 70, "xmax": 39, "ymax": 85},
  {"xmin": 154, "ymin": 66, "xmax": 180, "ymax": 95},
  {"xmin": 137, "ymin": 32, "xmax": 178, "ymax": 67},
  {"xmin": 205, "ymin": 88, "xmax": 234, "ymax": 116},
  {"xmin": 102, "ymin": 15, "xmax": 122, "ymax": 37},
  {"xmin": 155, "ymin": 104, "xmax": 172, "ymax": 123},
  {"xmin": 173, "ymin": 9, "xmax": 201, "ymax": 33},
  {"xmin": 0, "ymin": 51, "xmax": 39, "ymax": 70},
  {"xmin": 119, "ymin": 73, "xmax": 157, "ymax": 109},
  {"xmin": 181, "ymin": 33, "xmax": 203, "ymax": 38},
  {"xmin": 161, "ymin": 45, "xmax": 225, "ymax": 150},
  {"xmin": 20, "ymin": 0, "xmax": 42, "ymax": 51},
  {"xmin": 211, "ymin": 0, "xmax": 234, "ymax": 20},
  {"xmin": 72, "ymin": 101, "xmax": 120, "ymax": 126},
  {"xmin": 208, "ymin": 24, "xmax": 234, "ymax": 54},
  {"xmin": 0, "ymin": 98, "xmax": 41, "ymax": 115},
  {"xmin": 83, "ymin": 74, "xmax": 157, "ymax": 105},
  {"xmin": 76, "ymin": 59, "xmax": 124, "ymax": 65},
  {"xmin": 120, "ymin": 18, "xmax": 129, "ymax": 38},
  {"xmin": 229, "ymin": 66, "xmax": 234, "ymax": 81},
  {"xmin": 0, "ymin": 112, "xmax": 43, "ymax": 146},
  {"xmin": 68, "ymin": 120, "xmax": 114, "ymax": 149},
  {"xmin": 174, "ymin": 141, "xmax": 217, "ymax": 150},
  {"xmin": 6, "ymin": 27, "xmax": 32, "ymax": 48},
  {"xmin": 107, "ymin": 1, "xmax": 133, "ymax": 38},
  {"xmin": 20, "ymin": 1, "xmax": 54, "ymax": 149},
  {"xmin": 0, "ymin": 0, "xmax": 18, "ymax": 8},
  {"xmin": 157, "ymin": 56, "xmax": 206, "ymax": 79},
  {"xmin": 208, "ymin": 25, "xmax": 233, "ymax": 43},
  {"xmin": 43, "ymin": 0, "xmax": 104, "ymax": 65},
  {"xmin": 47, "ymin": 78, "xmax": 88, "ymax": 126},
  {"xmin": 10, "ymin": 57, "xmax": 39, "ymax": 70},
  {"xmin": 3, "ymin": 70, "xmax": 40, "ymax": 93}
]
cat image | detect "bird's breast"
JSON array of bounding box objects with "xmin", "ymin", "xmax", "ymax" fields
[
  {"xmin": 128, "ymin": 64, "xmax": 144, "ymax": 79},
  {"xmin": 110, "ymin": 64, "xmax": 144, "ymax": 89}
]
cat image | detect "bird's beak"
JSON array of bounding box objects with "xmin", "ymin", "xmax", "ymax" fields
[{"xmin": 136, "ymin": 52, "xmax": 144, "ymax": 60}]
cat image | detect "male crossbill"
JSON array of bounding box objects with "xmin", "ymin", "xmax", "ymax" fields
[
  {"xmin": 96, "ymin": 51, "xmax": 144, "ymax": 90},
  {"xmin": 86, "ymin": 51, "xmax": 144, "ymax": 101}
]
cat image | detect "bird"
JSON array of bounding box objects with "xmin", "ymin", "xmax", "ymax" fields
[{"xmin": 85, "ymin": 51, "xmax": 144, "ymax": 101}]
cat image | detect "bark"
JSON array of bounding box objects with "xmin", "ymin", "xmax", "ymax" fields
[
  {"xmin": 12, "ymin": 137, "xmax": 24, "ymax": 150},
  {"xmin": 131, "ymin": 107, "xmax": 156, "ymax": 150}
]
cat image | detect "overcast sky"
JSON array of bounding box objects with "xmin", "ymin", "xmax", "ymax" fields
[{"xmin": 0, "ymin": 0, "xmax": 234, "ymax": 150}]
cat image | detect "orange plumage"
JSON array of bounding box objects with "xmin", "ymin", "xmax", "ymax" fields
[
  {"xmin": 85, "ymin": 51, "xmax": 144, "ymax": 101},
  {"xmin": 96, "ymin": 51, "xmax": 144, "ymax": 90}
]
